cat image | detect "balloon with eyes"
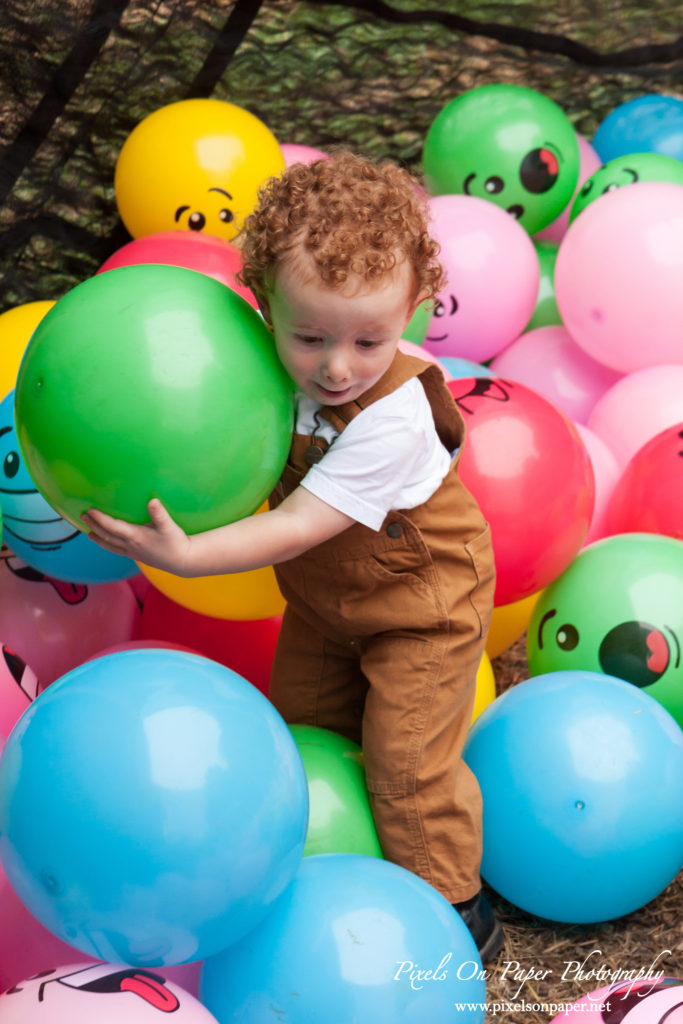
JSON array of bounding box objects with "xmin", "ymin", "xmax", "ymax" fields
[
  {"xmin": 0, "ymin": 390, "xmax": 136, "ymax": 583},
  {"xmin": 569, "ymin": 151, "xmax": 683, "ymax": 222},
  {"xmin": 423, "ymin": 83, "xmax": 580, "ymax": 235},
  {"xmin": 527, "ymin": 533, "xmax": 683, "ymax": 729}
]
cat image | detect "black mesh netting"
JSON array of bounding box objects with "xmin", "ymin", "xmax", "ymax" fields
[{"xmin": 1, "ymin": 0, "xmax": 681, "ymax": 310}]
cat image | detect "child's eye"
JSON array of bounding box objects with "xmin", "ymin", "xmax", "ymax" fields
[
  {"xmin": 295, "ymin": 334, "xmax": 323, "ymax": 344},
  {"xmin": 357, "ymin": 339, "xmax": 379, "ymax": 349}
]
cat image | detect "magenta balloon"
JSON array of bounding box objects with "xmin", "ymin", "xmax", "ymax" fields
[
  {"xmin": 423, "ymin": 194, "xmax": 539, "ymax": 363},
  {"xmin": 490, "ymin": 325, "xmax": 621, "ymax": 423},
  {"xmin": 586, "ymin": 364, "xmax": 683, "ymax": 469},
  {"xmin": 555, "ymin": 181, "xmax": 683, "ymax": 372}
]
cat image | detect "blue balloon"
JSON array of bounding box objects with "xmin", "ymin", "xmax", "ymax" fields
[
  {"xmin": 593, "ymin": 94, "xmax": 683, "ymax": 162},
  {"xmin": 464, "ymin": 670, "xmax": 683, "ymax": 923},
  {"xmin": 0, "ymin": 389, "xmax": 137, "ymax": 583},
  {"xmin": 200, "ymin": 853, "xmax": 486, "ymax": 1024},
  {"xmin": 439, "ymin": 357, "xmax": 497, "ymax": 380},
  {"xmin": 0, "ymin": 650, "xmax": 309, "ymax": 965}
]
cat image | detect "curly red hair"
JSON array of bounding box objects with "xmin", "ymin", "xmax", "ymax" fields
[{"xmin": 238, "ymin": 150, "xmax": 444, "ymax": 314}]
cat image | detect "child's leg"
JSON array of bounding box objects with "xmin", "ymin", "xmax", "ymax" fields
[
  {"xmin": 360, "ymin": 628, "xmax": 485, "ymax": 904},
  {"xmin": 269, "ymin": 606, "xmax": 368, "ymax": 746}
]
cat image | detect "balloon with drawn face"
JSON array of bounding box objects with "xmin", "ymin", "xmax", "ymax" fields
[
  {"xmin": 0, "ymin": 963, "xmax": 218, "ymax": 1021},
  {"xmin": 0, "ymin": 391, "xmax": 137, "ymax": 583},
  {"xmin": 570, "ymin": 151, "xmax": 683, "ymax": 221},
  {"xmin": 527, "ymin": 533, "xmax": 683, "ymax": 729},
  {"xmin": 423, "ymin": 84, "xmax": 580, "ymax": 234},
  {"xmin": 114, "ymin": 99, "xmax": 285, "ymax": 242},
  {"xmin": 550, "ymin": 977, "xmax": 683, "ymax": 1022}
]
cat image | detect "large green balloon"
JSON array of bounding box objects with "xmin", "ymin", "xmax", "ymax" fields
[
  {"xmin": 290, "ymin": 724, "xmax": 384, "ymax": 859},
  {"xmin": 570, "ymin": 151, "xmax": 683, "ymax": 222},
  {"xmin": 423, "ymin": 84, "xmax": 580, "ymax": 234},
  {"xmin": 15, "ymin": 265, "xmax": 294, "ymax": 534},
  {"xmin": 527, "ymin": 533, "xmax": 683, "ymax": 729}
]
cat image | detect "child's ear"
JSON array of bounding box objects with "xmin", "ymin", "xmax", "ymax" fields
[{"xmin": 405, "ymin": 289, "xmax": 432, "ymax": 326}]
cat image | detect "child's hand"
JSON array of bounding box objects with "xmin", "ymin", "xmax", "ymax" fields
[{"xmin": 81, "ymin": 498, "xmax": 193, "ymax": 576}]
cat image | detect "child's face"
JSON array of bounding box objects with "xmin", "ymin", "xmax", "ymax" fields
[{"xmin": 267, "ymin": 257, "xmax": 418, "ymax": 406}]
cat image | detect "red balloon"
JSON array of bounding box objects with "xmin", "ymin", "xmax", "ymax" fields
[
  {"xmin": 140, "ymin": 585, "xmax": 281, "ymax": 695},
  {"xmin": 97, "ymin": 230, "xmax": 259, "ymax": 308},
  {"xmin": 448, "ymin": 376, "xmax": 594, "ymax": 604},
  {"xmin": 604, "ymin": 422, "xmax": 683, "ymax": 540}
]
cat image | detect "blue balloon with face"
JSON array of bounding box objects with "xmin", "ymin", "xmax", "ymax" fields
[{"xmin": 0, "ymin": 390, "xmax": 137, "ymax": 583}]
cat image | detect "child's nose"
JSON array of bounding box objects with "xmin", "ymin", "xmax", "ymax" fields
[{"xmin": 322, "ymin": 350, "xmax": 350, "ymax": 382}]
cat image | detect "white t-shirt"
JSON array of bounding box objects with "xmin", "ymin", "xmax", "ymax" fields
[{"xmin": 297, "ymin": 376, "xmax": 453, "ymax": 531}]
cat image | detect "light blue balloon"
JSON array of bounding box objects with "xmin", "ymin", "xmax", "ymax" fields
[
  {"xmin": 0, "ymin": 649, "xmax": 309, "ymax": 965},
  {"xmin": 0, "ymin": 389, "xmax": 137, "ymax": 582},
  {"xmin": 464, "ymin": 670, "xmax": 683, "ymax": 924},
  {"xmin": 201, "ymin": 853, "xmax": 486, "ymax": 1024},
  {"xmin": 439, "ymin": 356, "xmax": 497, "ymax": 380},
  {"xmin": 593, "ymin": 94, "xmax": 683, "ymax": 162}
]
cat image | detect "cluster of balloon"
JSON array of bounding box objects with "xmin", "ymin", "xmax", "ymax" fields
[{"xmin": 464, "ymin": 670, "xmax": 683, "ymax": 924}]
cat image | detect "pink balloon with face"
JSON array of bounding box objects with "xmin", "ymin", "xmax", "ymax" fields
[
  {"xmin": 550, "ymin": 977, "xmax": 683, "ymax": 1022},
  {"xmin": 490, "ymin": 325, "xmax": 621, "ymax": 424},
  {"xmin": 0, "ymin": 644, "xmax": 40, "ymax": 739},
  {"xmin": 0, "ymin": 555, "xmax": 141, "ymax": 685},
  {"xmin": 0, "ymin": 963, "xmax": 214, "ymax": 1021},
  {"xmin": 555, "ymin": 181, "xmax": 683, "ymax": 373},
  {"xmin": 574, "ymin": 423, "xmax": 622, "ymax": 544},
  {"xmin": 424, "ymin": 194, "xmax": 539, "ymax": 363},
  {"xmin": 586, "ymin": 364, "xmax": 683, "ymax": 469},
  {"xmin": 280, "ymin": 143, "xmax": 329, "ymax": 167},
  {"xmin": 535, "ymin": 132, "xmax": 602, "ymax": 243}
]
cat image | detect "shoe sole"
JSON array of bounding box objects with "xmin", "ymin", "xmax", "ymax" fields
[{"xmin": 479, "ymin": 918, "xmax": 505, "ymax": 963}]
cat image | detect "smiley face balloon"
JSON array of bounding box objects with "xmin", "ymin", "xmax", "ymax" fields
[
  {"xmin": 114, "ymin": 99, "xmax": 285, "ymax": 241},
  {"xmin": 0, "ymin": 963, "xmax": 218, "ymax": 1022},
  {"xmin": 527, "ymin": 533, "xmax": 683, "ymax": 729},
  {"xmin": 423, "ymin": 84, "xmax": 580, "ymax": 234},
  {"xmin": 569, "ymin": 151, "xmax": 683, "ymax": 221}
]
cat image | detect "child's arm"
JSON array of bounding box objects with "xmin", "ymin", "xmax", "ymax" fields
[{"xmin": 81, "ymin": 486, "xmax": 355, "ymax": 577}]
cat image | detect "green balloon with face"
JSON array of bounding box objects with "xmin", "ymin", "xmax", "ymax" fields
[
  {"xmin": 423, "ymin": 84, "xmax": 580, "ymax": 234},
  {"xmin": 569, "ymin": 151, "xmax": 683, "ymax": 221},
  {"xmin": 527, "ymin": 533, "xmax": 683, "ymax": 729}
]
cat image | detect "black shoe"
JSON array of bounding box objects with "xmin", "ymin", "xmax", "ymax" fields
[{"xmin": 453, "ymin": 889, "xmax": 505, "ymax": 963}]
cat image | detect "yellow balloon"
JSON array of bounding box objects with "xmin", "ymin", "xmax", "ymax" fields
[
  {"xmin": 114, "ymin": 99, "xmax": 286, "ymax": 242},
  {"xmin": 139, "ymin": 561, "xmax": 285, "ymax": 621},
  {"xmin": 0, "ymin": 300, "xmax": 56, "ymax": 400},
  {"xmin": 486, "ymin": 590, "xmax": 542, "ymax": 659},
  {"xmin": 472, "ymin": 651, "xmax": 496, "ymax": 724}
]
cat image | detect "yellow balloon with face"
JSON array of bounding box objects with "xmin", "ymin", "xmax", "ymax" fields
[{"xmin": 114, "ymin": 99, "xmax": 285, "ymax": 242}]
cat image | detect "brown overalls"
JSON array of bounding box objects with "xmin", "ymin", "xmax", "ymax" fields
[{"xmin": 268, "ymin": 350, "xmax": 496, "ymax": 902}]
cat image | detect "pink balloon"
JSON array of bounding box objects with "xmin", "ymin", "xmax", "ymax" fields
[
  {"xmin": 423, "ymin": 195, "xmax": 539, "ymax": 363},
  {"xmin": 574, "ymin": 423, "xmax": 622, "ymax": 543},
  {"xmin": 97, "ymin": 231, "xmax": 258, "ymax": 309},
  {"xmin": 0, "ymin": 556, "xmax": 141, "ymax": 685},
  {"xmin": 535, "ymin": 132, "xmax": 602, "ymax": 243},
  {"xmin": 0, "ymin": 865, "xmax": 201, "ymax": 998},
  {"xmin": 280, "ymin": 142, "xmax": 329, "ymax": 167},
  {"xmin": 397, "ymin": 338, "xmax": 452, "ymax": 380},
  {"xmin": 0, "ymin": 961, "xmax": 212, "ymax": 1020},
  {"xmin": 586, "ymin": 364, "xmax": 683, "ymax": 469},
  {"xmin": 555, "ymin": 181, "xmax": 683, "ymax": 372},
  {"xmin": 550, "ymin": 978, "xmax": 683, "ymax": 1022},
  {"xmin": 0, "ymin": 644, "xmax": 40, "ymax": 740},
  {"xmin": 490, "ymin": 325, "xmax": 621, "ymax": 423}
]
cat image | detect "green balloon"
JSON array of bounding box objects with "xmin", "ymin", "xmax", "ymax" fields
[
  {"xmin": 423, "ymin": 84, "xmax": 580, "ymax": 234},
  {"xmin": 525, "ymin": 241, "xmax": 562, "ymax": 331},
  {"xmin": 402, "ymin": 299, "xmax": 433, "ymax": 345},
  {"xmin": 527, "ymin": 534, "xmax": 683, "ymax": 729},
  {"xmin": 15, "ymin": 265, "xmax": 294, "ymax": 534},
  {"xmin": 290, "ymin": 724, "xmax": 384, "ymax": 859},
  {"xmin": 570, "ymin": 151, "xmax": 683, "ymax": 222}
]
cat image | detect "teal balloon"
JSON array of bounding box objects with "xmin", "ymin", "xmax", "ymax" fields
[
  {"xmin": 525, "ymin": 241, "xmax": 562, "ymax": 331},
  {"xmin": 15, "ymin": 265, "xmax": 294, "ymax": 534},
  {"xmin": 423, "ymin": 84, "xmax": 580, "ymax": 234},
  {"xmin": 570, "ymin": 152, "xmax": 683, "ymax": 221},
  {"xmin": 290, "ymin": 724, "xmax": 383, "ymax": 858}
]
